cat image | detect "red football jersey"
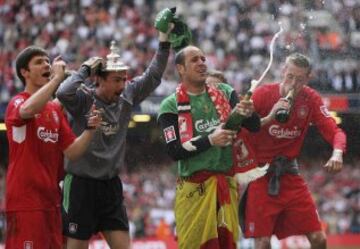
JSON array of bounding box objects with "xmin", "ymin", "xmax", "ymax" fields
[
  {"xmin": 5, "ymin": 92, "xmax": 76, "ymax": 211},
  {"xmin": 251, "ymin": 83, "xmax": 346, "ymax": 163},
  {"xmin": 232, "ymin": 128, "xmax": 258, "ymax": 173}
]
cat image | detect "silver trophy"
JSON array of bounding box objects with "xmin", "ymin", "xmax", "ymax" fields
[{"xmin": 104, "ymin": 41, "xmax": 129, "ymax": 72}]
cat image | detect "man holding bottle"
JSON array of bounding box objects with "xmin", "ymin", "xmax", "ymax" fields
[{"xmin": 242, "ymin": 52, "xmax": 346, "ymax": 249}]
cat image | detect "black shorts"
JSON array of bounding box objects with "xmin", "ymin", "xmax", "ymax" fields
[{"xmin": 62, "ymin": 174, "xmax": 129, "ymax": 240}]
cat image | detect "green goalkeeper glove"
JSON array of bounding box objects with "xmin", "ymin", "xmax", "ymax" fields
[
  {"xmin": 154, "ymin": 7, "xmax": 176, "ymax": 33},
  {"xmin": 169, "ymin": 17, "xmax": 192, "ymax": 52}
]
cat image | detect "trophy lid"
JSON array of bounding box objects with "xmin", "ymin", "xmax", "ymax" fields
[{"xmin": 104, "ymin": 41, "xmax": 129, "ymax": 72}]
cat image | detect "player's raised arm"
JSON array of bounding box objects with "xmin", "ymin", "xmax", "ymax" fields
[{"xmin": 19, "ymin": 55, "xmax": 66, "ymax": 119}]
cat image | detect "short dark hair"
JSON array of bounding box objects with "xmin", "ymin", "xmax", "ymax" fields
[
  {"xmin": 94, "ymin": 69, "xmax": 111, "ymax": 87},
  {"xmin": 15, "ymin": 46, "xmax": 48, "ymax": 85},
  {"xmin": 97, "ymin": 69, "xmax": 111, "ymax": 80}
]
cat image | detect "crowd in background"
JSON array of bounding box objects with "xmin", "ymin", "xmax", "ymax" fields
[
  {"xmin": 128, "ymin": 163, "xmax": 360, "ymax": 239},
  {"xmin": 0, "ymin": 0, "xmax": 360, "ymax": 243},
  {"xmin": 1, "ymin": 0, "xmax": 360, "ymax": 118},
  {"xmin": 124, "ymin": 161, "xmax": 360, "ymax": 239},
  {"xmin": 304, "ymin": 161, "xmax": 360, "ymax": 235}
]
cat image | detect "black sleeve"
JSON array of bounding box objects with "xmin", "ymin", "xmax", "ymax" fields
[
  {"xmin": 229, "ymin": 90, "xmax": 239, "ymax": 108},
  {"xmin": 242, "ymin": 113, "xmax": 261, "ymax": 132},
  {"xmin": 158, "ymin": 112, "xmax": 212, "ymax": 161}
]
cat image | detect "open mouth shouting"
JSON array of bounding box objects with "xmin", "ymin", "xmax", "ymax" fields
[{"xmin": 42, "ymin": 71, "xmax": 51, "ymax": 79}]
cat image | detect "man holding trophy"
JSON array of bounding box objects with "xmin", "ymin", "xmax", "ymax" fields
[{"xmin": 56, "ymin": 8, "xmax": 176, "ymax": 249}]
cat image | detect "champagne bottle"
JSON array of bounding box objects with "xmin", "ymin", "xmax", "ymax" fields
[
  {"xmin": 224, "ymin": 108, "xmax": 246, "ymax": 131},
  {"xmin": 224, "ymin": 92, "xmax": 253, "ymax": 131},
  {"xmin": 275, "ymin": 89, "xmax": 294, "ymax": 123}
]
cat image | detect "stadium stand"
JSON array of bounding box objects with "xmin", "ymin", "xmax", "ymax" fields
[
  {"xmin": 0, "ymin": 0, "xmax": 359, "ymax": 247},
  {"xmin": 0, "ymin": 0, "xmax": 359, "ymax": 120}
]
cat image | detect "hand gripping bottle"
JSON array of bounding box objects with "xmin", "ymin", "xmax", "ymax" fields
[
  {"xmin": 224, "ymin": 91, "xmax": 253, "ymax": 131},
  {"xmin": 224, "ymin": 108, "xmax": 246, "ymax": 131},
  {"xmin": 275, "ymin": 89, "xmax": 294, "ymax": 123}
]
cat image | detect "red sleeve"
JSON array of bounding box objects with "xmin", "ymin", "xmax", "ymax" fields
[
  {"xmin": 55, "ymin": 103, "xmax": 76, "ymax": 151},
  {"xmin": 252, "ymin": 86, "xmax": 267, "ymax": 117},
  {"xmin": 310, "ymin": 90, "xmax": 347, "ymax": 152},
  {"xmin": 5, "ymin": 95, "xmax": 30, "ymax": 127}
]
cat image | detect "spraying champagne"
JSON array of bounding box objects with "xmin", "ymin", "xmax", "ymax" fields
[{"xmin": 224, "ymin": 25, "xmax": 284, "ymax": 131}]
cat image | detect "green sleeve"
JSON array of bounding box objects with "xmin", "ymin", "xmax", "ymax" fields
[{"xmin": 158, "ymin": 93, "xmax": 177, "ymax": 119}]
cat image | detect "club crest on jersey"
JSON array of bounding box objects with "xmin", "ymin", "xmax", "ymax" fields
[
  {"xmin": 203, "ymin": 104, "xmax": 210, "ymax": 113},
  {"xmin": 14, "ymin": 98, "xmax": 24, "ymax": 108},
  {"xmin": 234, "ymin": 138, "xmax": 249, "ymax": 161},
  {"xmin": 24, "ymin": 241, "xmax": 33, "ymax": 249},
  {"xmin": 69, "ymin": 223, "xmax": 78, "ymax": 234},
  {"xmin": 164, "ymin": 126, "xmax": 176, "ymax": 143},
  {"xmin": 320, "ymin": 105, "xmax": 331, "ymax": 117},
  {"xmin": 45, "ymin": 113, "xmax": 51, "ymax": 121},
  {"xmin": 37, "ymin": 127, "xmax": 59, "ymax": 143},
  {"xmin": 297, "ymin": 105, "xmax": 309, "ymax": 119}
]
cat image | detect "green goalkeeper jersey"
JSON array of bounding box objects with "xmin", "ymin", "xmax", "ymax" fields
[{"xmin": 159, "ymin": 83, "xmax": 234, "ymax": 177}]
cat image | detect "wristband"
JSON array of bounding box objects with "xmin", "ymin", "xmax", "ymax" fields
[
  {"xmin": 331, "ymin": 149, "xmax": 343, "ymax": 160},
  {"xmin": 159, "ymin": 41, "xmax": 171, "ymax": 49}
]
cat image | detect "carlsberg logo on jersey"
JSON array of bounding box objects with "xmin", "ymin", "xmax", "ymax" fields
[
  {"xmin": 195, "ymin": 118, "xmax": 220, "ymax": 133},
  {"xmin": 269, "ymin": 125, "xmax": 301, "ymax": 139},
  {"xmin": 37, "ymin": 127, "xmax": 59, "ymax": 143}
]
